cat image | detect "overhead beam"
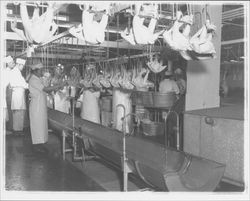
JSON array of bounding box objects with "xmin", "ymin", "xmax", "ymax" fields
[
  {"xmin": 221, "ymin": 38, "xmax": 245, "ymax": 45},
  {"xmin": 222, "ymin": 7, "xmax": 244, "ymax": 22},
  {"xmin": 6, "ymin": 51, "xmax": 105, "ymax": 61},
  {"xmin": 6, "ymin": 51, "xmax": 81, "ymax": 59},
  {"xmin": 4, "ymin": 32, "xmax": 161, "ymax": 51}
]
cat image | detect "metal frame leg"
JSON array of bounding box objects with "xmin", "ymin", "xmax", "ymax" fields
[{"xmin": 62, "ymin": 129, "xmax": 73, "ymax": 160}]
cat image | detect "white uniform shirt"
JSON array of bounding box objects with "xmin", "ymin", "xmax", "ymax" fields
[{"xmin": 9, "ymin": 67, "xmax": 28, "ymax": 88}]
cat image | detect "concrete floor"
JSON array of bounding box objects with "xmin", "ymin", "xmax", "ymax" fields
[
  {"xmin": 4, "ymin": 130, "xmax": 144, "ymax": 192},
  {"xmin": 5, "ymin": 133, "xmax": 104, "ymax": 191},
  {"xmin": 4, "ymin": 128, "xmax": 244, "ymax": 192}
]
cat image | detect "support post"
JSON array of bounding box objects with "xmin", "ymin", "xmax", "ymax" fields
[{"xmin": 185, "ymin": 5, "xmax": 222, "ymax": 111}]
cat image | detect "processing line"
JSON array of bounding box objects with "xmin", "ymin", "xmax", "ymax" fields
[{"xmin": 48, "ymin": 108, "xmax": 226, "ymax": 191}]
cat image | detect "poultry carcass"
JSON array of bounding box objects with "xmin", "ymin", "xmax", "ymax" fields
[
  {"xmin": 92, "ymin": 74, "xmax": 103, "ymax": 89},
  {"xmin": 99, "ymin": 72, "xmax": 111, "ymax": 88},
  {"xmin": 147, "ymin": 55, "xmax": 167, "ymax": 73},
  {"xmin": 163, "ymin": 11, "xmax": 192, "ymax": 52},
  {"xmin": 120, "ymin": 27, "xmax": 136, "ymax": 45},
  {"xmin": 13, "ymin": 2, "xmax": 59, "ymax": 44},
  {"xmin": 110, "ymin": 72, "xmax": 121, "ymax": 88},
  {"xmin": 80, "ymin": 70, "xmax": 93, "ymax": 88},
  {"xmin": 67, "ymin": 67, "xmax": 81, "ymax": 97},
  {"xmin": 180, "ymin": 19, "xmax": 216, "ymax": 60},
  {"xmin": 70, "ymin": 3, "xmax": 109, "ymax": 45},
  {"xmin": 119, "ymin": 70, "xmax": 134, "ymax": 90},
  {"xmin": 189, "ymin": 19, "xmax": 216, "ymax": 55},
  {"xmin": 132, "ymin": 68, "xmax": 154, "ymax": 90},
  {"xmin": 132, "ymin": 4, "xmax": 164, "ymax": 45}
]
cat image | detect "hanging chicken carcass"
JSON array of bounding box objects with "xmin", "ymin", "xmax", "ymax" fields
[
  {"xmin": 163, "ymin": 11, "xmax": 193, "ymax": 52},
  {"xmin": 121, "ymin": 3, "xmax": 163, "ymax": 45},
  {"xmin": 67, "ymin": 67, "xmax": 81, "ymax": 97},
  {"xmin": 11, "ymin": 2, "xmax": 60, "ymax": 45},
  {"xmin": 69, "ymin": 3, "xmax": 110, "ymax": 45},
  {"xmin": 147, "ymin": 54, "xmax": 167, "ymax": 73}
]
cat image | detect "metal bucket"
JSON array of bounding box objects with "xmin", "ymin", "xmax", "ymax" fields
[
  {"xmin": 141, "ymin": 120, "xmax": 164, "ymax": 136},
  {"xmin": 131, "ymin": 91, "xmax": 154, "ymax": 106},
  {"xmin": 153, "ymin": 92, "xmax": 176, "ymax": 108},
  {"xmin": 101, "ymin": 96, "xmax": 112, "ymax": 112}
]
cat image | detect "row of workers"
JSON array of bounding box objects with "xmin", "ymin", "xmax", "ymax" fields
[
  {"xmin": 2, "ymin": 57, "xmax": 185, "ymax": 152},
  {"xmin": 2, "ymin": 57, "xmax": 66, "ymax": 153}
]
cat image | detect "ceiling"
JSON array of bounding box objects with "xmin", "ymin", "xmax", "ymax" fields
[{"xmin": 4, "ymin": 2, "xmax": 246, "ymax": 66}]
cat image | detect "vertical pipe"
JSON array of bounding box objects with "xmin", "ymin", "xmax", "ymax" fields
[
  {"xmin": 62, "ymin": 130, "xmax": 66, "ymax": 160},
  {"xmin": 164, "ymin": 113, "xmax": 169, "ymax": 147},
  {"xmin": 168, "ymin": 60, "xmax": 173, "ymax": 72},
  {"xmin": 116, "ymin": 104, "xmax": 127, "ymax": 192},
  {"xmin": 122, "ymin": 114, "xmax": 127, "ymax": 192},
  {"xmin": 175, "ymin": 112, "xmax": 180, "ymax": 150}
]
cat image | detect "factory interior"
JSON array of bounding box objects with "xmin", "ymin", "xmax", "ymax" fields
[{"xmin": 0, "ymin": 1, "xmax": 249, "ymax": 200}]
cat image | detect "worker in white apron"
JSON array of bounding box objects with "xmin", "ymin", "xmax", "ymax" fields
[
  {"xmin": 112, "ymin": 89, "xmax": 132, "ymax": 133},
  {"xmin": 28, "ymin": 62, "xmax": 67, "ymax": 154},
  {"xmin": 9, "ymin": 58, "xmax": 28, "ymax": 133},
  {"xmin": 80, "ymin": 89, "xmax": 101, "ymax": 124},
  {"xmin": 2, "ymin": 56, "xmax": 16, "ymax": 134}
]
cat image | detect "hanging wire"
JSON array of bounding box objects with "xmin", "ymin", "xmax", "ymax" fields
[
  {"xmin": 187, "ymin": 4, "xmax": 190, "ymax": 16},
  {"xmin": 127, "ymin": 10, "xmax": 131, "ymax": 68},
  {"xmin": 47, "ymin": 44, "xmax": 49, "ymax": 70},
  {"xmin": 172, "ymin": 4, "xmax": 174, "ymax": 19},
  {"xmin": 116, "ymin": 13, "xmax": 120, "ymax": 67}
]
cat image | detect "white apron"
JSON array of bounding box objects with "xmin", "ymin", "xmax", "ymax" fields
[
  {"xmin": 54, "ymin": 87, "xmax": 70, "ymax": 113},
  {"xmin": 28, "ymin": 75, "xmax": 48, "ymax": 144},
  {"xmin": 9, "ymin": 67, "xmax": 28, "ymax": 131},
  {"xmin": 9, "ymin": 67, "xmax": 28, "ymax": 110},
  {"xmin": 11, "ymin": 87, "xmax": 26, "ymax": 110},
  {"xmin": 112, "ymin": 89, "xmax": 132, "ymax": 133},
  {"xmin": 81, "ymin": 90, "xmax": 100, "ymax": 124}
]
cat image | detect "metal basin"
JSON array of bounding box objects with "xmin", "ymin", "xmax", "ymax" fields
[{"xmin": 48, "ymin": 109, "xmax": 225, "ymax": 191}]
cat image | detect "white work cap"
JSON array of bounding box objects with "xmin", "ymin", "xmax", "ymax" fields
[
  {"xmin": 3, "ymin": 56, "xmax": 14, "ymax": 63},
  {"xmin": 16, "ymin": 58, "xmax": 26, "ymax": 65}
]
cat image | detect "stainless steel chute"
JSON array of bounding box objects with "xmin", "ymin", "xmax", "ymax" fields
[{"xmin": 48, "ymin": 108, "xmax": 225, "ymax": 191}]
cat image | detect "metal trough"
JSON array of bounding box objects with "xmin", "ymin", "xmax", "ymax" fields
[{"xmin": 48, "ymin": 108, "xmax": 225, "ymax": 191}]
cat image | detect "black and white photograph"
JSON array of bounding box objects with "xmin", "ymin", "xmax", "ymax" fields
[{"xmin": 0, "ymin": 1, "xmax": 249, "ymax": 200}]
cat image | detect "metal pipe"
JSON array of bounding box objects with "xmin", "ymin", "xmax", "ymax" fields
[
  {"xmin": 120, "ymin": 112, "xmax": 141, "ymax": 192},
  {"xmin": 164, "ymin": 110, "xmax": 180, "ymax": 150},
  {"xmin": 169, "ymin": 110, "xmax": 180, "ymax": 150},
  {"xmin": 115, "ymin": 104, "xmax": 127, "ymax": 192}
]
